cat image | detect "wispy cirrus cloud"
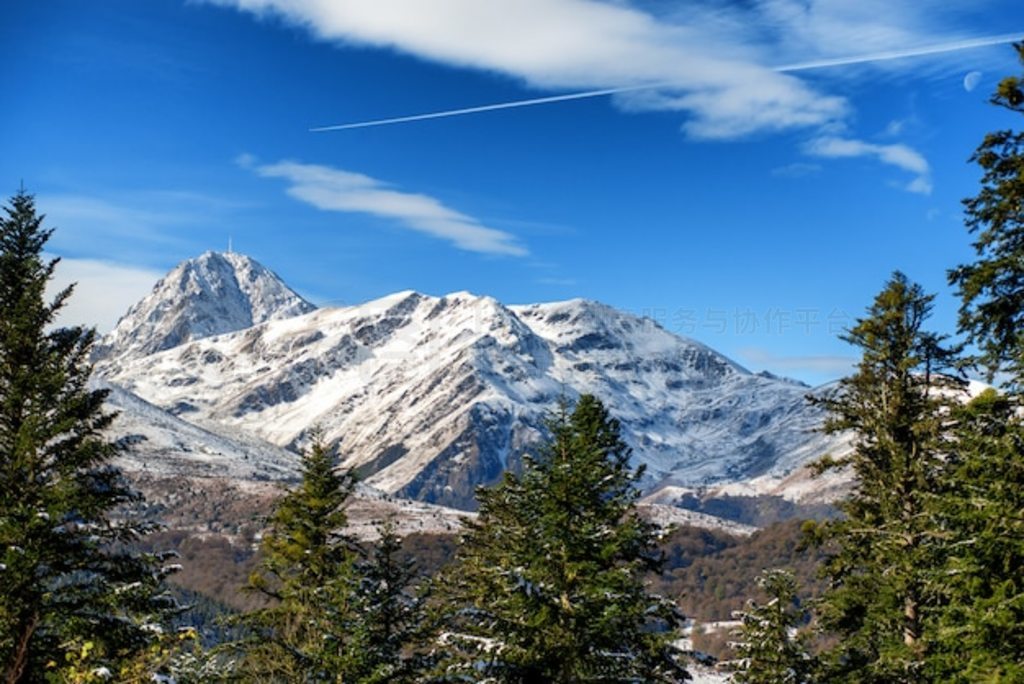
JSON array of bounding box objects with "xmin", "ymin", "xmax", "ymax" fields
[
  {"xmin": 39, "ymin": 190, "xmax": 253, "ymax": 262},
  {"xmin": 207, "ymin": 0, "xmax": 847, "ymax": 139},
  {"xmin": 248, "ymin": 159, "xmax": 527, "ymax": 257},
  {"xmin": 738, "ymin": 346, "xmax": 857, "ymax": 384},
  {"xmin": 42, "ymin": 195, "xmax": 185, "ymax": 245},
  {"xmin": 804, "ymin": 136, "xmax": 933, "ymax": 194},
  {"xmin": 204, "ymin": 0, "xmax": 1019, "ymax": 189},
  {"xmin": 46, "ymin": 256, "xmax": 162, "ymax": 332}
]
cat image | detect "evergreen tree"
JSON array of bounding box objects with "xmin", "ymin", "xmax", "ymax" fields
[
  {"xmin": 0, "ymin": 189, "xmax": 174, "ymax": 682},
  {"xmin": 935, "ymin": 44, "xmax": 1024, "ymax": 680},
  {"xmin": 929, "ymin": 389, "xmax": 1024, "ymax": 681},
  {"xmin": 433, "ymin": 394, "xmax": 688, "ymax": 683},
  {"xmin": 809, "ymin": 272, "xmax": 961, "ymax": 683},
  {"xmin": 948, "ymin": 42, "xmax": 1024, "ymax": 389},
  {"xmin": 232, "ymin": 441, "xmax": 427, "ymax": 682},
  {"xmin": 231, "ymin": 437, "xmax": 359, "ymax": 681},
  {"xmin": 347, "ymin": 519, "xmax": 430, "ymax": 683},
  {"xmin": 731, "ymin": 569, "xmax": 813, "ymax": 684}
]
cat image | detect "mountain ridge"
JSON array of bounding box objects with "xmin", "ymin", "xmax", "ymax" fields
[{"xmin": 96, "ymin": 251, "xmax": 846, "ymax": 509}]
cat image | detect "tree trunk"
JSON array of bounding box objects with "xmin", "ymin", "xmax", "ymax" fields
[
  {"xmin": 903, "ymin": 594, "xmax": 919, "ymax": 648},
  {"xmin": 5, "ymin": 612, "xmax": 37, "ymax": 684}
]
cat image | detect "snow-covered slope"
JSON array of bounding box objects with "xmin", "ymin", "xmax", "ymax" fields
[
  {"xmin": 102, "ymin": 379, "xmax": 299, "ymax": 481},
  {"xmin": 101, "ymin": 379, "xmax": 474, "ymax": 540},
  {"xmin": 106, "ymin": 381, "xmax": 747, "ymax": 540},
  {"xmin": 94, "ymin": 251, "xmax": 314, "ymax": 362},
  {"xmin": 511, "ymin": 300, "xmax": 844, "ymax": 483},
  {"xmin": 100, "ymin": 259, "xmax": 845, "ymax": 509}
]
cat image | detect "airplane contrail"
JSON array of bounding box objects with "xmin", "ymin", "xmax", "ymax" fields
[{"xmin": 311, "ymin": 32, "xmax": 1023, "ymax": 132}]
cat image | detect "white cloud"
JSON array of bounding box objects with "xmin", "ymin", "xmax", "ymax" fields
[
  {"xmin": 252, "ymin": 160, "xmax": 527, "ymax": 256},
  {"xmin": 804, "ymin": 136, "xmax": 932, "ymax": 194},
  {"xmin": 46, "ymin": 257, "xmax": 162, "ymax": 333},
  {"xmin": 206, "ymin": 0, "xmax": 862, "ymax": 140},
  {"xmin": 200, "ymin": 1, "xmax": 1011, "ymax": 184},
  {"xmin": 751, "ymin": 0, "xmax": 947, "ymax": 60},
  {"xmin": 206, "ymin": 1, "xmax": 1005, "ymax": 130},
  {"xmin": 738, "ymin": 347, "xmax": 857, "ymax": 381},
  {"xmin": 613, "ymin": 79, "xmax": 847, "ymax": 140},
  {"xmin": 805, "ymin": 136, "xmax": 929, "ymax": 174},
  {"xmin": 904, "ymin": 176, "xmax": 934, "ymax": 195},
  {"xmin": 235, "ymin": 152, "xmax": 258, "ymax": 169},
  {"xmin": 884, "ymin": 119, "xmax": 908, "ymax": 136}
]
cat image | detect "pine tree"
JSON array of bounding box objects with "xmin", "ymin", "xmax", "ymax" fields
[
  {"xmin": 934, "ymin": 47, "xmax": 1024, "ymax": 680},
  {"xmin": 929, "ymin": 389, "xmax": 1024, "ymax": 682},
  {"xmin": 433, "ymin": 394, "xmax": 688, "ymax": 683},
  {"xmin": 731, "ymin": 569, "xmax": 813, "ymax": 684},
  {"xmin": 232, "ymin": 440, "xmax": 428, "ymax": 682},
  {"xmin": 809, "ymin": 272, "xmax": 961, "ymax": 683},
  {"xmin": 231, "ymin": 437, "xmax": 359, "ymax": 681},
  {"xmin": 0, "ymin": 189, "xmax": 174, "ymax": 682},
  {"xmin": 948, "ymin": 42, "xmax": 1024, "ymax": 389},
  {"xmin": 347, "ymin": 519, "xmax": 430, "ymax": 683}
]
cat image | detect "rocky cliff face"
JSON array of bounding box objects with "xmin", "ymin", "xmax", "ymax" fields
[{"xmin": 94, "ymin": 251, "xmax": 315, "ymax": 362}]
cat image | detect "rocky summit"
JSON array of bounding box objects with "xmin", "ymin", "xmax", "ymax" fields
[{"xmin": 93, "ymin": 250, "xmax": 315, "ymax": 361}]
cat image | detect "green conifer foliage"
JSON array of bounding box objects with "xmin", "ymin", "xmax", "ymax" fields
[
  {"xmin": 232, "ymin": 438, "xmax": 359, "ymax": 681},
  {"xmin": 232, "ymin": 442, "xmax": 427, "ymax": 682},
  {"xmin": 434, "ymin": 394, "xmax": 688, "ymax": 683},
  {"xmin": 731, "ymin": 569, "xmax": 813, "ymax": 684},
  {"xmin": 931, "ymin": 389, "xmax": 1024, "ymax": 682},
  {"xmin": 348, "ymin": 519, "xmax": 430, "ymax": 684},
  {"xmin": 810, "ymin": 273, "xmax": 960, "ymax": 683},
  {"xmin": 934, "ymin": 44, "xmax": 1024, "ymax": 681},
  {"xmin": 0, "ymin": 189, "xmax": 172, "ymax": 683},
  {"xmin": 949, "ymin": 42, "xmax": 1024, "ymax": 389}
]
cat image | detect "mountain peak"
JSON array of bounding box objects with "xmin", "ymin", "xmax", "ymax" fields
[
  {"xmin": 510, "ymin": 299, "xmax": 748, "ymax": 380},
  {"xmin": 94, "ymin": 250, "xmax": 315, "ymax": 361}
]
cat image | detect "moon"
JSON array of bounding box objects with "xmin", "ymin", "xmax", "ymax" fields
[{"xmin": 964, "ymin": 71, "xmax": 983, "ymax": 92}]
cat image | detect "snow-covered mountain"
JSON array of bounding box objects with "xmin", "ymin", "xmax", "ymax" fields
[
  {"xmin": 100, "ymin": 378, "xmax": 299, "ymax": 481},
  {"xmin": 94, "ymin": 251, "xmax": 315, "ymax": 361},
  {"xmin": 98, "ymin": 252, "xmax": 846, "ymax": 510},
  {"xmin": 101, "ymin": 378, "xmax": 474, "ymax": 540}
]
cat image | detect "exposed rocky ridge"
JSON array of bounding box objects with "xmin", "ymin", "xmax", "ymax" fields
[
  {"xmin": 94, "ymin": 251, "xmax": 315, "ymax": 362},
  {"xmin": 97, "ymin": 252, "xmax": 847, "ymax": 510}
]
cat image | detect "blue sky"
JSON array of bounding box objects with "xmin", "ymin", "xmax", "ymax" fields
[{"xmin": 3, "ymin": 0, "xmax": 1023, "ymax": 385}]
